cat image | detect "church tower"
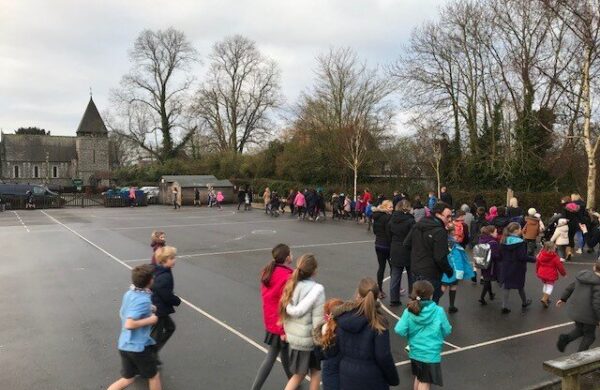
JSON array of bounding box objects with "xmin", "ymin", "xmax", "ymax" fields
[{"xmin": 75, "ymin": 97, "xmax": 109, "ymax": 186}]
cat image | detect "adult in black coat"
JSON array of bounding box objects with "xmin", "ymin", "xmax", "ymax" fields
[
  {"xmin": 389, "ymin": 200, "xmax": 415, "ymax": 305},
  {"xmin": 492, "ymin": 206, "xmax": 511, "ymax": 237},
  {"xmin": 237, "ymin": 188, "xmax": 246, "ymax": 210},
  {"xmin": 372, "ymin": 200, "xmax": 393, "ymax": 298},
  {"xmin": 403, "ymin": 202, "xmax": 453, "ymax": 303},
  {"xmin": 330, "ymin": 278, "xmax": 399, "ymax": 390},
  {"xmin": 440, "ymin": 186, "xmax": 453, "ymax": 208},
  {"xmin": 151, "ymin": 261, "xmax": 181, "ymax": 354}
]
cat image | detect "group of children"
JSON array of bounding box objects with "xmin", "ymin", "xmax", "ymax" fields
[
  {"xmin": 107, "ymin": 231, "xmax": 181, "ymax": 390},
  {"xmin": 251, "ymin": 243, "xmax": 450, "ymax": 390}
]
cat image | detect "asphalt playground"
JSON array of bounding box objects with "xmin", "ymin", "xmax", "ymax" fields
[{"xmin": 0, "ymin": 205, "xmax": 597, "ymax": 390}]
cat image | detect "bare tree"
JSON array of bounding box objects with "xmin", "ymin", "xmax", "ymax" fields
[
  {"xmin": 296, "ymin": 48, "xmax": 395, "ymax": 200},
  {"xmin": 543, "ymin": 0, "xmax": 600, "ymax": 208},
  {"xmin": 412, "ymin": 120, "xmax": 448, "ymax": 197},
  {"xmin": 112, "ymin": 27, "xmax": 198, "ymax": 162},
  {"xmin": 194, "ymin": 35, "xmax": 281, "ymax": 154}
]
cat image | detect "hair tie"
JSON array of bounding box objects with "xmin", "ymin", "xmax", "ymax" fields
[{"xmin": 416, "ymin": 296, "xmax": 421, "ymax": 301}]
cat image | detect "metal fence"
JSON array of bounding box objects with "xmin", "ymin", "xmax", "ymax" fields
[{"xmin": 1, "ymin": 193, "xmax": 149, "ymax": 209}]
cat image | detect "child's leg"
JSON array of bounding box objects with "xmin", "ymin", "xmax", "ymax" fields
[
  {"xmin": 309, "ymin": 369, "xmax": 321, "ymax": 390},
  {"xmin": 251, "ymin": 341, "xmax": 283, "ymax": 390},
  {"xmin": 107, "ymin": 377, "xmax": 136, "ymax": 390},
  {"xmin": 283, "ymin": 374, "xmax": 304, "ymax": 390},
  {"xmin": 518, "ymin": 288, "xmax": 528, "ymax": 305},
  {"xmin": 147, "ymin": 373, "xmax": 162, "ymax": 390},
  {"xmin": 578, "ymin": 323, "xmax": 597, "ymax": 351},
  {"xmin": 449, "ymin": 285, "xmax": 458, "ymax": 310},
  {"xmin": 502, "ymin": 288, "xmax": 510, "ymax": 309}
]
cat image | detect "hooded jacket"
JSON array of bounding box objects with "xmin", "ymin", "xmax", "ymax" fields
[
  {"xmin": 551, "ymin": 220, "xmax": 569, "ymax": 246},
  {"xmin": 151, "ymin": 265, "xmax": 181, "ymax": 317},
  {"xmin": 261, "ymin": 264, "xmax": 293, "ymax": 336},
  {"xmin": 536, "ymin": 250, "xmax": 566, "ymax": 283},
  {"xmin": 522, "ymin": 217, "xmax": 542, "ymax": 240},
  {"xmin": 395, "ymin": 300, "xmax": 452, "ymax": 363},
  {"xmin": 498, "ymin": 236, "xmax": 535, "ymax": 289},
  {"xmin": 403, "ymin": 217, "xmax": 453, "ymax": 281},
  {"xmin": 442, "ymin": 240, "xmax": 475, "ymax": 284},
  {"xmin": 478, "ymin": 234, "xmax": 501, "ymax": 280},
  {"xmin": 283, "ymin": 279, "xmax": 325, "ymax": 351},
  {"xmin": 332, "ymin": 306, "xmax": 399, "ymax": 390},
  {"xmin": 389, "ymin": 211, "xmax": 415, "ymax": 268},
  {"xmin": 372, "ymin": 211, "xmax": 392, "ymax": 248},
  {"xmin": 561, "ymin": 270, "xmax": 600, "ymax": 325}
]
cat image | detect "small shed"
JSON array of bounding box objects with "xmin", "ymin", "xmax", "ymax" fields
[{"xmin": 159, "ymin": 175, "xmax": 234, "ymax": 205}]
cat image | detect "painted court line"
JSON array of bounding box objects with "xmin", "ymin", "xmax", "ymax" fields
[
  {"xmin": 394, "ymin": 321, "xmax": 574, "ymax": 367},
  {"xmin": 124, "ymin": 240, "xmax": 373, "ymax": 263},
  {"xmin": 12, "ymin": 211, "xmax": 30, "ymax": 233}
]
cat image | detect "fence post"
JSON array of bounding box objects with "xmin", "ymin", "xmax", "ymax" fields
[
  {"xmin": 562, "ymin": 374, "xmax": 579, "ymax": 390},
  {"xmin": 81, "ymin": 193, "xmax": 84, "ymax": 208}
]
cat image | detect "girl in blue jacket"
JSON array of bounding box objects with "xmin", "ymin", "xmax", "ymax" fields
[
  {"xmin": 395, "ymin": 280, "xmax": 452, "ymax": 389},
  {"xmin": 440, "ymin": 224, "xmax": 475, "ymax": 313}
]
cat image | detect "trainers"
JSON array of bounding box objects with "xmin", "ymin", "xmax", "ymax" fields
[
  {"xmin": 576, "ymin": 248, "xmax": 583, "ymax": 254},
  {"xmin": 448, "ymin": 306, "xmax": 458, "ymax": 313},
  {"xmin": 557, "ymin": 334, "xmax": 569, "ymax": 352},
  {"xmin": 478, "ymin": 298, "xmax": 487, "ymax": 305},
  {"xmin": 522, "ymin": 299, "xmax": 532, "ymax": 308}
]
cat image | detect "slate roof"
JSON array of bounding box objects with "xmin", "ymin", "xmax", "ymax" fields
[
  {"xmin": 76, "ymin": 97, "xmax": 108, "ymax": 136},
  {"xmin": 1, "ymin": 134, "xmax": 77, "ymax": 162},
  {"xmin": 160, "ymin": 175, "xmax": 233, "ymax": 188}
]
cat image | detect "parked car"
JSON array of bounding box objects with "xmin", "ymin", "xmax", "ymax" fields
[{"xmin": 0, "ymin": 184, "xmax": 61, "ymax": 209}]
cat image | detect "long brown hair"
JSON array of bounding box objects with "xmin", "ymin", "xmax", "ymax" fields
[
  {"xmin": 278, "ymin": 254, "xmax": 318, "ymax": 320},
  {"xmin": 260, "ymin": 244, "xmax": 291, "ymax": 286},
  {"xmin": 355, "ymin": 278, "xmax": 388, "ymax": 333},
  {"xmin": 407, "ymin": 280, "xmax": 434, "ymax": 315},
  {"xmin": 321, "ymin": 298, "xmax": 344, "ymax": 349},
  {"xmin": 502, "ymin": 222, "xmax": 521, "ymax": 243}
]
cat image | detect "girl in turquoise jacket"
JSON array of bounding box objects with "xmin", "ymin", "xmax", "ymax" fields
[
  {"xmin": 395, "ymin": 280, "xmax": 452, "ymax": 389},
  {"xmin": 440, "ymin": 226, "xmax": 475, "ymax": 313}
]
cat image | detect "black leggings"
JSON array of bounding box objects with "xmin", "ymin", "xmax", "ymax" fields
[
  {"xmin": 564, "ymin": 322, "xmax": 597, "ymax": 352},
  {"xmin": 375, "ymin": 246, "xmax": 390, "ymax": 292},
  {"xmin": 151, "ymin": 315, "xmax": 176, "ymax": 352},
  {"xmin": 481, "ymin": 280, "xmax": 494, "ymax": 300},
  {"xmin": 251, "ymin": 337, "xmax": 292, "ymax": 390}
]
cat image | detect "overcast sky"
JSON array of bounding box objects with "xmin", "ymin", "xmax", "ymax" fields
[{"xmin": 0, "ymin": 0, "xmax": 445, "ymax": 136}]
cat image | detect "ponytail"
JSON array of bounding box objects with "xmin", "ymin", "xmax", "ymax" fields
[
  {"xmin": 355, "ymin": 278, "xmax": 387, "ymax": 333},
  {"xmin": 278, "ymin": 254, "xmax": 318, "ymax": 321},
  {"xmin": 407, "ymin": 280, "xmax": 434, "ymax": 315},
  {"xmin": 407, "ymin": 296, "xmax": 422, "ymax": 315},
  {"xmin": 321, "ymin": 298, "xmax": 344, "ymax": 349},
  {"xmin": 260, "ymin": 260, "xmax": 277, "ymax": 286},
  {"xmin": 261, "ymin": 243, "xmax": 291, "ymax": 286}
]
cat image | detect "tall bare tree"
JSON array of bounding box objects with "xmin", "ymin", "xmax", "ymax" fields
[
  {"xmin": 296, "ymin": 48, "xmax": 394, "ymax": 199},
  {"xmin": 112, "ymin": 27, "xmax": 198, "ymax": 162},
  {"xmin": 194, "ymin": 35, "xmax": 281, "ymax": 154}
]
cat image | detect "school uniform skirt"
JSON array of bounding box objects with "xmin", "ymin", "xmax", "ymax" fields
[
  {"xmin": 289, "ymin": 348, "xmax": 321, "ymax": 375},
  {"xmin": 411, "ymin": 359, "xmax": 443, "ymax": 386}
]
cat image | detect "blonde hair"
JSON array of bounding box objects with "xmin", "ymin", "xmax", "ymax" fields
[
  {"xmin": 379, "ymin": 200, "xmax": 393, "ymax": 212},
  {"xmin": 509, "ymin": 197, "xmax": 519, "ymax": 208},
  {"xmin": 571, "ymin": 193, "xmax": 581, "ymax": 202},
  {"xmin": 155, "ymin": 246, "xmax": 177, "ymax": 264},
  {"xmin": 543, "ymin": 241, "xmax": 556, "ymax": 252},
  {"xmin": 279, "ymin": 254, "xmax": 318, "ymax": 320},
  {"xmin": 355, "ymin": 278, "xmax": 388, "ymax": 333}
]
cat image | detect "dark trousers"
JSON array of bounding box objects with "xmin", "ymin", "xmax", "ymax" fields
[
  {"xmin": 411, "ymin": 273, "xmax": 443, "ymax": 303},
  {"xmin": 564, "ymin": 322, "xmax": 597, "ymax": 352},
  {"xmin": 151, "ymin": 315, "xmax": 176, "ymax": 353},
  {"xmin": 525, "ymin": 239, "xmax": 537, "ymax": 256},
  {"xmin": 390, "ymin": 264, "xmax": 412, "ymax": 303},
  {"xmin": 375, "ymin": 247, "xmax": 390, "ymax": 292}
]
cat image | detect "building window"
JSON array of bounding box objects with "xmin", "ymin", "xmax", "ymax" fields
[
  {"xmin": 52, "ymin": 166, "xmax": 58, "ymax": 178},
  {"xmin": 34, "ymin": 166, "xmax": 39, "ymax": 178},
  {"xmin": 14, "ymin": 165, "xmax": 19, "ymax": 178}
]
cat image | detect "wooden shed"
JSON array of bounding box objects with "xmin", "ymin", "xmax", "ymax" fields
[{"xmin": 158, "ymin": 175, "xmax": 234, "ymax": 205}]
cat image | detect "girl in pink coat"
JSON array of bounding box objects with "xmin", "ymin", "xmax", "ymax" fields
[
  {"xmin": 294, "ymin": 191, "xmax": 306, "ymax": 220},
  {"xmin": 251, "ymin": 244, "xmax": 294, "ymax": 390},
  {"xmin": 216, "ymin": 191, "xmax": 224, "ymax": 209}
]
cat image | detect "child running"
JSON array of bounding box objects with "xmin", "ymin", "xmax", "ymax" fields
[
  {"xmin": 279, "ymin": 254, "xmax": 326, "ymax": 390},
  {"xmin": 551, "ymin": 218, "xmax": 570, "ymax": 261},
  {"xmin": 150, "ymin": 231, "xmax": 166, "ymax": 266},
  {"xmin": 536, "ymin": 241, "xmax": 567, "ymax": 308},
  {"xmin": 313, "ymin": 298, "xmax": 345, "ymax": 390},
  {"xmin": 251, "ymin": 244, "xmax": 294, "ymax": 390},
  {"xmin": 477, "ymin": 225, "xmax": 501, "ymax": 305},
  {"xmin": 556, "ymin": 260, "xmax": 600, "ymax": 352},
  {"xmin": 107, "ymin": 264, "xmax": 161, "ymax": 390},
  {"xmin": 395, "ymin": 280, "xmax": 452, "ymax": 390},
  {"xmin": 150, "ymin": 246, "xmax": 181, "ymax": 364}
]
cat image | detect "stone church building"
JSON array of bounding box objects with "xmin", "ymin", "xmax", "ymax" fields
[{"xmin": 0, "ymin": 97, "xmax": 110, "ymax": 188}]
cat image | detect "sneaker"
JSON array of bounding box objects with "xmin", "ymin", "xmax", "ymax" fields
[
  {"xmin": 478, "ymin": 298, "xmax": 487, "ymax": 305},
  {"xmin": 501, "ymin": 308, "xmax": 511, "ymax": 314},
  {"xmin": 522, "ymin": 299, "xmax": 532, "ymax": 308},
  {"xmin": 557, "ymin": 334, "xmax": 569, "ymax": 352},
  {"xmin": 448, "ymin": 306, "xmax": 458, "ymax": 313},
  {"xmin": 576, "ymin": 248, "xmax": 583, "ymax": 254},
  {"xmin": 404, "ymin": 345, "xmax": 410, "ymax": 353}
]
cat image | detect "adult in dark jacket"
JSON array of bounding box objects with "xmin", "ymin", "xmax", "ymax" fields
[
  {"xmin": 372, "ymin": 200, "xmax": 394, "ymax": 298},
  {"xmin": 403, "ymin": 202, "xmax": 453, "ymax": 303},
  {"xmin": 440, "ymin": 186, "xmax": 453, "ymax": 208},
  {"xmin": 556, "ymin": 262, "xmax": 600, "ymax": 352},
  {"xmin": 470, "ymin": 207, "xmax": 489, "ymax": 247},
  {"xmin": 492, "ymin": 206, "xmax": 511, "ymax": 237},
  {"xmin": 389, "ymin": 200, "xmax": 415, "ymax": 305},
  {"xmin": 498, "ymin": 223, "xmax": 535, "ymax": 314},
  {"xmin": 237, "ymin": 188, "xmax": 246, "ymax": 210},
  {"xmin": 331, "ymin": 278, "xmax": 399, "ymax": 390},
  {"xmin": 151, "ymin": 248, "xmax": 182, "ymax": 358}
]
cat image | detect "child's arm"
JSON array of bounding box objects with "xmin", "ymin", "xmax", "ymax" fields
[
  {"xmin": 440, "ymin": 308, "xmax": 452, "ymax": 338},
  {"xmin": 558, "ymin": 281, "xmax": 576, "ymax": 305},
  {"xmin": 556, "ymin": 256, "xmax": 567, "ymax": 276},
  {"xmin": 125, "ymin": 314, "xmax": 158, "ymax": 330},
  {"xmin": 394, "ymin": 313, "xmax": 409, "ymax": 337},
  {"xmin": 286, "ymin": 284, "xmax": 324, "ymax": 317},
  {"xmin": 310, "ymin": 289, "xmax": 325, "ymax": 330},
  {"xmin": 374, "ymin": 330, "xmax": 400, "ymax": 386},
  {"xmin": 123, "ymin": 299, "xmax": 158, "ymax": 329},
  {"xmin": 153, "ymin": 274, "xmax": 181, "ymax": 307}
]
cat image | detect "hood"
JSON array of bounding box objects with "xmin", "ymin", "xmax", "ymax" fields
[
  {"xmin": 336, "ymin": 309, "xmax": 370, "ymax": 334},
  {"xmin": 415, "ymin": 216, "xmax": 444, "ymax": 233},
  {"xmin": 505, "ymin": 235, "xmax": 524, "ymax": 245},
  {"xmin": 154, "ymin": 265, "xmax": 172, "ymax": 277},
  {"xmin": 479, "ymin": 234, "xmax": 497, "ymax": 244},
  {"xmin": 410, "ymin": 301, "xmax": 438, "ymax": 325},
  {"xmin": 391, "ymin": 211, "xmax": 414, "ymax": 224},
  {"xmin": 558, "ymin": 218, "xmax": 568, "ymax": 226},
  {"xmin": 537, "ymin": 250, "xmax": 557, "ymax": 265},
  {"xmin": 525, "ymin": 216, "xmax": 540, "ymax": 224},
  {"xmin": 576, "ymin": 270, "xmax": 600, "ymax": 285}
]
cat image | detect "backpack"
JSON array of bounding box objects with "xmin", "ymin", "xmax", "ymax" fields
[
  {"xmin": 472, "ymin": 243, "xmax": 492, "ymax": 269},
  {"xmin": 365, "ymin": 204, "xmax": 373, "ymax": 218},
  {"xmin": 454, "ymin": 221, "xmax": 466, "ymax": 244}
]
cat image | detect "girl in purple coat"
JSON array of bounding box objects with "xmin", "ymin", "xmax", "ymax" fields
[
  {"xmin": 499, "ymin": 222, "xmax": 535, "ymax": 314},
  {"xmin": 478, "ymin": 225, "xmax": 501, "ymax": 305}
]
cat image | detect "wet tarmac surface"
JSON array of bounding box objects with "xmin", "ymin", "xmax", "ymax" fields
[{"xmin": 0, "ymin": 206, "xmax": 596, "ymax": 389}]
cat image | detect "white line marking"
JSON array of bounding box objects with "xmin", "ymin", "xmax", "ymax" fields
[
  {"xmin": 394, "ymin": 321, "xmax": 574, "ymax": 367},
  {"xmin": 124, "ymin": 240, "xmax": 373, "ymax": 262},
  {"xmin": 12, "ymin": 211, "xmax": 30, "ymax": 232}
]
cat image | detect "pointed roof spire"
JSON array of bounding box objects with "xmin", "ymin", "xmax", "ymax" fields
[{"xmin": 76, "ymin": 96, "xmax": 108, "ymax": 136}]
